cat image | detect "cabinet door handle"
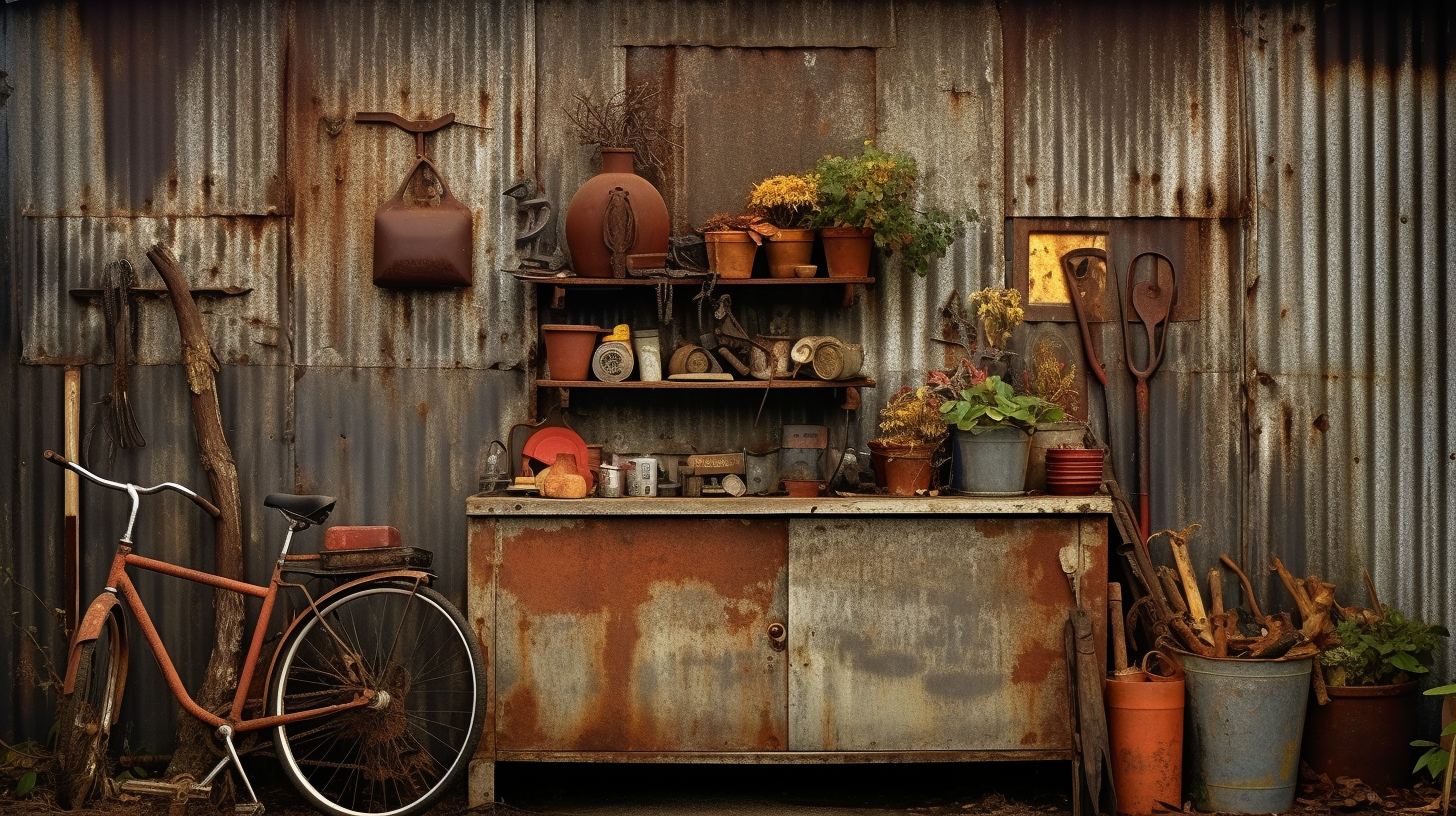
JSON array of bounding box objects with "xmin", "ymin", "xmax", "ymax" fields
[{"xmin": 767, "ymin": 622, "xmax": 787, "ymax": 651}]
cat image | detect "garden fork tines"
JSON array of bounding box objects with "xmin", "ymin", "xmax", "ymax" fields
[{"xmin": 1118, "ymin": 251, "xmax": 1175, "ymax": 543}]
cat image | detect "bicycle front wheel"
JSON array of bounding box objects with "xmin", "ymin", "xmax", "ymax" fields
[
  {"xmin": 269, "ymin": 582, "xmax": 485, "ymax": 816},
  {"xmin": 54, "ymin": 608, "xmax": 125, "ymax": 810}
]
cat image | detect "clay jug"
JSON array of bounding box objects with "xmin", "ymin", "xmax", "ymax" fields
[
  {"xmin": 541, "ymin": 453, "xmax": 588, "ymax": 499},
  {"xmin": 564, "ymin": 148, "xmax": 670, "ymax": 278}
]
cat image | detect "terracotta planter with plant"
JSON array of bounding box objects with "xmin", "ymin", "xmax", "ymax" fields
[
  {"xmin": 810, "ymin": 142, "xmax": 964, "ymax": 278},
  {"xmin": 699, "ymin": 213, "xmax": 774, "ymax": 279},
  {"xmin": 869, "ymin": 386, "xmax": 946, "ymax": 496},
  {"xmin": 1303, "ymin": 605, "xmax": 1450, "ymax": 790},
  {"xmin": 747, "ymin": 174, "xmax": 820, "ymax": 278}
]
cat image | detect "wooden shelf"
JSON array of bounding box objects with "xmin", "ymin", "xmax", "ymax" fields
[
  {"xmin": 510, "ymin": 270, "xmax": 872, "ymax": 307},
  {"xmin": 537, "ymin": 377, "xmax": 874, "ymax": 389}
]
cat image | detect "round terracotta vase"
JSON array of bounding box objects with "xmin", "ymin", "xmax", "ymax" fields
[
  {"xmin": 564, "ymin": 148, "xmax": 670, "ymax": 278},
  {"xmin": 820, "ymin": 226, "xmax": 875, "ymax": 279},
  {"xmin": 541, "ymin": 324, "xmax": 602, "ymax": 381},
  {"xmin": 868, "ymin": 439, "xmax": 936, "ymax": 496},
  {"xmin": 765, "ymin": 228, "xmax": 816, "ymax": 278},
  {"xmin": 1302, "ymin": 679, "xmax": 1419, "ymax": 790},
  {"xmin": 704, "ymin": 231, "xmax": 758, "ymax": 278}
]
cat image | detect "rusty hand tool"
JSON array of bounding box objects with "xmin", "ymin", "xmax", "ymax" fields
[
  {"xmin": 1060, "ymin": 248, "xmax": 1109, "ymax": 387},
  {"xmin": 1117, "ymin": 251, "xmax": 1175, "ymax": 541},
  {"xmin": 1218, "ymin": 553, "xmax": 1264, "ymax": 620}
]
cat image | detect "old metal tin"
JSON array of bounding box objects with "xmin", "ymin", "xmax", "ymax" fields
[{"xmin": 597, "ymin": 464, "xmax": 623, "ymax": 498}]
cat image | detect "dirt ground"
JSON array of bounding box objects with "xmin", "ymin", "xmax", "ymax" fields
[{"xmin": 0, "ymin": 759, "xmax": 1445, "ymax": 816}]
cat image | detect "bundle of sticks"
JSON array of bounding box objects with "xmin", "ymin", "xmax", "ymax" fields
[{"xmin": 1140, "ymin": 524, "xmax": 1388, "ymax": 705}]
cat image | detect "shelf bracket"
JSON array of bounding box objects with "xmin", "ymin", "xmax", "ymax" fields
[
  {"xmin": 551, "ymin": 285, "xmax": 567, "ymax": 310},
  {"xmin": 842, "ymin": 284, "xmax": 856, "ymax": 308},
  {"xmin": 556, "ymin": 387, "xmax": 571, "ymax": 409}
]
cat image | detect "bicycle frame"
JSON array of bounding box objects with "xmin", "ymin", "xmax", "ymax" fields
[{"xmin": 68, "ymin": 540, "xmax": 395, "ymax": 734}]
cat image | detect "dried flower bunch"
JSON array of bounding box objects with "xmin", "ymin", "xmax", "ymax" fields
[
  {"xmin": 746, "ymin": 174, "xmax": 820, "ymax": 229},
  {"xmin": 697, "ymin": 213, "xmax": 779, "ymax": 245},
  {"xmin": 876, "ymin": 386, "xmax": 948, "ymax": 448},
  {"xmin": 566, "ymin": 82, "xmax": 674, "ymax": 175},
  {"xmin": 968, "ymin": 286, "xmax": 1025, "ymax": 350},
  {"xmin": 1025, "ymin": 336, "xmax": 1077, "ymax": 409}
]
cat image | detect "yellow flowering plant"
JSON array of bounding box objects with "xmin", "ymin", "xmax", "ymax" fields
[
  {"xmin": 746, "ymin": 174, "xmax": 819, "ymax": 229},
  {"xmin": 875, "ymin": 385, "xmax": 949, "ymax": 448}
]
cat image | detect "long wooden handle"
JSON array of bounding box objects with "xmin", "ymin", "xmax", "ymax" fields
[
  {"xmin": 1109, "ymin": 583, "xmax": 1128, "ymax": 671},
  {"xmin": 1219, "ymin": 553, "xmax": 1264, "ymax": 620},
  {"xmin": 1169, "ymin": 534, "xmax": 1212, "ymax": 644}
]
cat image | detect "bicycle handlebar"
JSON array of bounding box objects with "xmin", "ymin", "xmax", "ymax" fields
[{"xmin": 44, "ymin": 449, "xmax": 223, "ymax": 518}]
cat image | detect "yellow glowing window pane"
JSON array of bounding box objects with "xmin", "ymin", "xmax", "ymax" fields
[{"xmin": 1027, "ymin": 233, "xmax": 1107, "ymax": 305}]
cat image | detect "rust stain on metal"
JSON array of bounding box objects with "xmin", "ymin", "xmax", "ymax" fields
[{"xmin": 497, "ymin": 517, "xmax": 787, "ymax": 751}]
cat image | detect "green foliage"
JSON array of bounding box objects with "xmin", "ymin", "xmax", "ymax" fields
[
  {"xmin": 1412, "ymin": 683, "xmax": 1456, "ymax": 779},
  {"xmin": 939, "ymin": 375, "xmax": 1064, "ymax": 434},
  {"xmin": 2, "ymin": 739, "xmax": 44, "ymax": 798},
  {"xmin": 1321, "ymin": 607, "xmax": 1448, "ymax": 686},
  {"xmin": 809, "ymin": 142, "xmax": 969, "ymax": 277}
]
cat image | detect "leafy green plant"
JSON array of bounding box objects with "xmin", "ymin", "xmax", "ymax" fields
[
  {"xmin": 1320, "ymin": 606, "xmax": 1448, "ymax": 686},
  {"xmin": 939, "ymin": 373, "xmax": 1064, "ymax": 434},
  {"xmin": 1412, "ymin": 683, "xmax": 1456, "ymax": 780},
  {"xmin": 809, "ymin": 142, "xmax": 967, "ymax": 277}
]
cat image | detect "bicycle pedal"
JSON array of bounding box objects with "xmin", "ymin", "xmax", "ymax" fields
[
  {"xmin": 234, "ymin": 803, "xmax": 265, "ymax": 815},
  {"xmin": 119, "ymin": 777, "xmax": 212, "ymax": 800}
]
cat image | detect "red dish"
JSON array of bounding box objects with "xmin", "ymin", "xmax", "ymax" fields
[{"xmin": 523, "ymin": 426, "xmax": 594, "ymax": 493}]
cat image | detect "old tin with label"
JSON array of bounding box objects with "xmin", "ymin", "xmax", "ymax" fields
[{"xmin": 597, "ymin": 464, "xmax": 624, "ymax": 498}]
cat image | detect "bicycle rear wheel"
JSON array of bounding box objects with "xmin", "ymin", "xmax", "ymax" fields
[
  {"xmin": 269, "ymin": 581, "xmax": 485, "ymax": 816},
  {"xmin": 54, "ymin": 609, "xmax": 126, "ymax": 809}
]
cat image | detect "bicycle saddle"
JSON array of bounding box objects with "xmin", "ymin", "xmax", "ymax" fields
[{"xmin": 264, "ymin": 493, "xmax": 336, "ymax": 527}]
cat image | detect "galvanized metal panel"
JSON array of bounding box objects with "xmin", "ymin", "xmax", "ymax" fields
[
  {"xmin": 7, "ymin": 0, "xmax": 286, "ymax": 216},
  {"xmin": 1244, "ymin": 0, "xmax": 1456, "ymax": 684},
  {"xmin": 788, "ymin": 515, "xmax": 1106, "ymax": 751},
  {"xmin": 4, "ymin": 363, "xmax": 292, "ymax": 749},
  {"xmin": 1003, "ymin": 0, "xmax": 1244, "ymax": 218},
  {"xmin": 292, "ymin": 366, "xmax": 528, "ymax": 609},
  {"xmin": 20, "ymin": 216, "xmax": 288, "ymax": 366},
  {"xmin": 614, "ymin": 0, "xmax": 895, "ymax": 48},
  {"xmin": 494, "ymin": 517, "xmax": 789, "ymax": 751},
  {"xmin": 290, "ymin": 0, "xmax": 530, "ymax": 369}
]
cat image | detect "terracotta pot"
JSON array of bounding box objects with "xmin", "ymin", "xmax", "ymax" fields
[
  {"xmin": 541, "ymin": 324, "xmax": 602, "ymax": 381},
  {"xmin": 867, "ymin": 439, "xmax": 936, "ymax": 496},
  {"xmin": 1302, "ymin": 680, "xmax": 1419, "ymax": 790},
  {"xmin": 704, "ymin": 231, "xmax": 758, "ymax": 278},
  {"xmin": 765, "ymin": 228, "xmax": 816, "ymax": 278},
  {"xmin": 564, "ymin": 148, "xmax": 670, "ymax": 278},
  {"xmin": 1106, "ymin": 673, "xmax": 1185, "ymax": 816},
  {"xmin": 820, "ymin": 226, "xmax": 874, "ymax": 279},
  {"xmin": 1027, "ymin": 422, "xmax": 1090, "ymax": 491},
  {"xmin": 781, "ymin": 479, "xmax": 823, "ymax": 498}
]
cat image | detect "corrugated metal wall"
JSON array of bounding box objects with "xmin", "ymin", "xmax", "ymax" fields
[
  {"xmin": 1244, "ymin": 0, "xmax": 1455, "ymax": 684},
  {"xmin": 4, "ymin": 0, "xmax": 1454, "ymax": 749}
]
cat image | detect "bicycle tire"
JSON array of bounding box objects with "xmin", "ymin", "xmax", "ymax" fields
[
  {"xmin": 54, "ymin": 610, "xmax": 125, "ymax": 809},
  {"xmin": 270, "ymin": 581, "xmax": 485, "ymax": 816}
]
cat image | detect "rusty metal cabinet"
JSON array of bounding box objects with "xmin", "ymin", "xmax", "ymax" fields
[{"xmin": 465, "ymin": 496, "xmax": 1109, "ymax": 806}]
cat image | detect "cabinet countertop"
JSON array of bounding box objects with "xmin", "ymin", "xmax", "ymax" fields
[{"xmin": 466, "ymin": 493, "xmax": 1113, "ymax": 517}]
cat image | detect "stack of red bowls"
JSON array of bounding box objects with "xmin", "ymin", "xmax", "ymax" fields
[{"xmin": 1045, "ymin": 448, "xmax": 1105, "ymax": 495}]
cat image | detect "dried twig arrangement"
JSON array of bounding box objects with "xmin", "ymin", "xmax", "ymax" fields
[{"xmin": 565, "ymin": 82, "xmax": 676, "ymax": 176}]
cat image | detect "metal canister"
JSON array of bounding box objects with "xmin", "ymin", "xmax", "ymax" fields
[
  {"xmin": 625, "ymin": 457, "xmax": 659, "ymax": 497},
  {"xmin": 597, "ymin": 464, "xmax": 623, "ymax": 498}
]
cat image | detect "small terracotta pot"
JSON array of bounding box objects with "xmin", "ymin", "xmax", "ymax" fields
[
  {"xmin": 541, "ymin": 324, "xmax": 602, "ymax": 381},
  {"xmin": 820, "ymin": 226, "xmax": 874, "ymax": 279},
  {"xmin": 765, "ymin": 228, "xmax": 816, "ymax": 278},
  {"xmin": 868, "ymin": 439, "xmax": 936, "ymax": 496},
  {"xmin": 781, "ymin": 479, "xmax": 823, "ymax": 498},
  {"xmin": 1106, "ymin": 672, "xmax": 1185, "ymax": 816},
  {"xmin": 1302, "ymin": 679, "xmax": 1420, "ymax": 791},
  {"xmin": 704, "ymin": 231, "xmax": 758, "ymax": 278}
]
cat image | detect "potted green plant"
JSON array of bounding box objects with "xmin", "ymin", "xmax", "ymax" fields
[
  {"xmin": 747, "ymin": 174, "xmax": 820, "ymax": 278},
  {"xmin": 867, "ymin": 386, "xmax": 947, "ymax": 496},
  {"xmin": 809, "ymin": 142, "xmax": 964, "ymax": 278},
  {"xmin": 697, "ymin": 213, "xmax": 776, "ymax": 279},
  {"xmin": 1303, "ymin": 605, "xmax": 1450, "ymax": 790},
  {"xmin": 1411, "ymin": 681, "xmax": 1456, "ymax": 811}
]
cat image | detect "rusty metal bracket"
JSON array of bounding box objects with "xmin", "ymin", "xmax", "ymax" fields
[{"xmin": 354, "ymin": 111, "xmax": 456, "ymax": 160}]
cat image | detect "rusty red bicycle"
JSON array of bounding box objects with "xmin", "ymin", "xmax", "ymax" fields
[{"xmin": 45, "ymin": 450, "xmax": 484, "ymax": 816}]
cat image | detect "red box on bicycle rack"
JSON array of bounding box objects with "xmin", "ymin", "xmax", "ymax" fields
[{"xmin": 323, "ymin": 525, "xmax": 402, "ymax": 551}]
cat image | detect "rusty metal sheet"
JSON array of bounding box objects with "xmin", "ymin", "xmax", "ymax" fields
[
  {"xmin": 612, "ymin": 0, "xmax": 895, "ymax": 48},
  {"xmin": 7, "ymin": 0, "xmax": 287, "ymax": 217},
  {"xmin": 1002, "ymin": 0, "xmax": 1244, "ymax": 218},
  {"xmin": 20, "ymin": 216, "xmax": 287, "ymax": 366},
  {"xmin": 787, "ymin": 516, "xmax": 1105, "ymax": 752},
  {"xmin": 494, "ymin": 517, "xmax": 789, "ymax": 752},
  {"xmin": 289, "ymin": 0, "xmax": 530, "ymax": 369},
  {"xmin": 1243, "ymin": 0, "xmax": 1456, "ymax": 685}
]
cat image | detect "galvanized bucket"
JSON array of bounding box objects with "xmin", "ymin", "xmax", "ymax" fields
[{"xmin": 1177, "ymin": 651, "xmax": 1312, "ymax": 814}]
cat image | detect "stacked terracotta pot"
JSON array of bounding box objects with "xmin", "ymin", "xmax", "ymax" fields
[{"xmin": 1044, "ymin": 448, "xmax": 1104, "ymax": 495}]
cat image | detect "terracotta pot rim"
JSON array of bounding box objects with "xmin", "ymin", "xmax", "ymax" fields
[
  {"xmin": 1321, "ymin": 679, "xmax": 1420, "ymax": 697},
  {"xmin": 819, "ymin": 226, "xmax": 875, "ymax": 238},
  {"xmin": 867, "ymin": 439, "xmax": 940, "ymax": 456},
  {"xmin": 541, "ymin": 324, "xmax": 604, "ymax": 333},
  {"xmin": 769, "ymin": 228, "xmax": 816, "ymax": 241},
  {"xmin": 704, "ymin": 230, "xmax": 758, "ymax": 242}
]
